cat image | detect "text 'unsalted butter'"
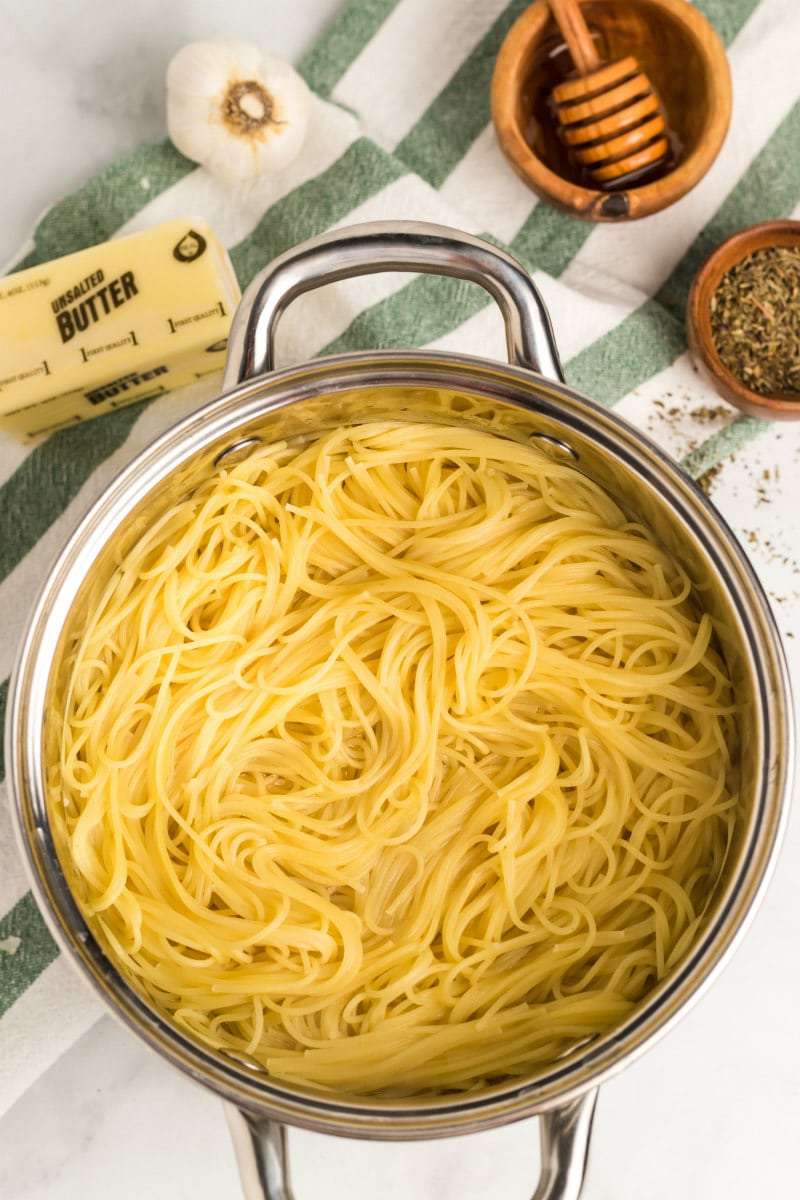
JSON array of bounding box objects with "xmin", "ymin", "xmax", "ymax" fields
[{"xmin": 0, "ymin": 219, "xmax": 241, "ymax": 439}]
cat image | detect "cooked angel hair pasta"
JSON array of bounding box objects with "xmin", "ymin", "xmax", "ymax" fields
[{"xmin": 51, "ymin": 420, "xmax": 737, "ymax": 1094}]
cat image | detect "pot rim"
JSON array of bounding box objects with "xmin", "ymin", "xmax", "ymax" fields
[{"xmin": 6, "ymin": 346, "xmax": 794, "ymax": 1140}]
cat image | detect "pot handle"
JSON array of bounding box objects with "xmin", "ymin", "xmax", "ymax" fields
[
  {"xmin": 222, "ymin": 220, "xmax": 565, "ymax": 390},
  {"xmin": 224, "ymin": 1089, "xmax": 598, "ymax": 1200}
]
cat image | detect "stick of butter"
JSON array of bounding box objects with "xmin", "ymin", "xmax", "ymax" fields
[{"xmin": 0, "ymin": 218, "xmax": 241, "ymax": 440}]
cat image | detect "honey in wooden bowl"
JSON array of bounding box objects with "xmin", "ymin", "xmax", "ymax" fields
[{"xmin": 492, "ymin": 0, "xmax": 732, "ymax": 221}]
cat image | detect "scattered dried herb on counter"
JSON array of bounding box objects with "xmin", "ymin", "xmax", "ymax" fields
[
  {"xmin": 710, "ymin": 245, "xmax": 800, "ymax": 395},
  {"xmin": 697, "ymin": 463, "xmax": 723, "ymax": 495}
]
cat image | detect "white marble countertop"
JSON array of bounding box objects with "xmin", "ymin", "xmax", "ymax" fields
[{"xmin": 1, "ymin": 3, "xmax": 799, "ymax": 1199}]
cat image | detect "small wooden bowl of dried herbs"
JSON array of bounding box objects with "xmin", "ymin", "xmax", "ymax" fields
[{"xmin": 687, "ymin": 220, "xmax": 800, "ymax": 420}]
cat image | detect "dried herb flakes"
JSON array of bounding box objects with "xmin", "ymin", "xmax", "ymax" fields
[{"xmin": 710, "ymin": 246, "xmax": 800, "ymax": 396}]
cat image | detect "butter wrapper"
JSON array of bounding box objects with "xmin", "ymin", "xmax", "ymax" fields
[{"xmin": 0, "ymin": 218, "xmax": 241, "ymax": 439}]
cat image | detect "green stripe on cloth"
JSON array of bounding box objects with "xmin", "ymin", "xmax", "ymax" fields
[
  {"xmin": 12, "ymin": 140, "xmax": 196, "ymax": 273},
  {"xmin": 0, "ymin": 892, "xmax": 59, "ymax": 1019},
  {"xmin": 565, "ymin": 100, "xmax": 800, "ymax": 405},
  {"xmin": 0, "ymin": 402, "xmax": 146, "ymax": 585},
  {"xmin": 510, "ymin": 206, "xmax": 596, "ymax": 281},
  {"xmin": 300, "ymin": 0, "xmax": 400, "ymax": 98},
  {"xmin": 229, "ymin": 137, "xmax": 408, "ymax": 288},
  {"xmin": 680, "ymin": 414, "xmax": 771, "ymax": 480},
  {"xmin": 566, "ymin": 301, "xmax": 685, "ymax": 406},
  {"xmin": 393, "ymin": 0, "xmax": 529, "ymax": 189}
]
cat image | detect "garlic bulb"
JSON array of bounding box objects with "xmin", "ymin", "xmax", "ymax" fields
[{"xmin": 166, "ymin": 41, "xmax": 311, "ymax": 184}]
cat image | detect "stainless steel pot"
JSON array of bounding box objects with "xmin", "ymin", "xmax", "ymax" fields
[{"xmin": 7, "ymin": 222, "xmax": 793, "ymax": 1200}]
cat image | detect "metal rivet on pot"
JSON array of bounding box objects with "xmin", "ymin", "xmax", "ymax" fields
[
  {"xmin": 528, "ymin": 433, "xmax": 579, "ymax": 463},
  {"xmin": 213, "ymin": 437, "xmax": 263, "ymax": 468}
]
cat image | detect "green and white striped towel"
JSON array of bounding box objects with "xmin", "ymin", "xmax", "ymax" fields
[{"xmin": 1, "ymin": 0, "xmax": 799, "ymax": 1118}]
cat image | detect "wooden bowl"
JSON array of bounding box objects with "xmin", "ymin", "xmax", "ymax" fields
[
  {"xmin": 686, "ymin": 220, "xmax": 800, "ymax": 420},
  {"xmin": 491, "ymin": 0, "xmax": 732, "ymax": 221}
]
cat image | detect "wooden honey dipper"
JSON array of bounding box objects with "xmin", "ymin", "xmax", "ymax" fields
[{"xmin": 547, "ymin": 0, "xmax": 670, "ymax": 186}]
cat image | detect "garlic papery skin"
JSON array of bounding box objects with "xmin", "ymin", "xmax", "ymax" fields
[{"xmin": 166, "ymin": 42, "xmax": 311, "ymax": 184}]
